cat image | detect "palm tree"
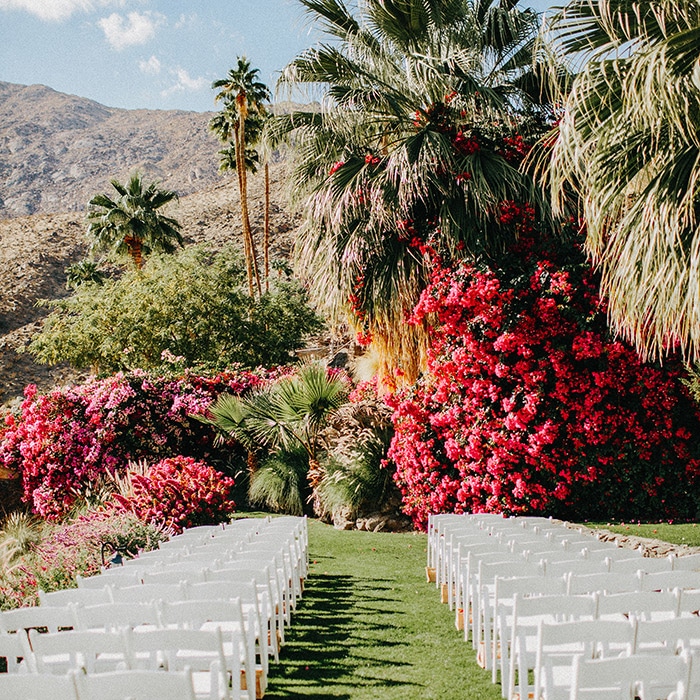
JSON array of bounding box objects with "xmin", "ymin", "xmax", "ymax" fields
[
  {"xmin": 211, "ymin": 58, "xmax": 271, "ymax": 297},
  {"xmin": 65, "ymin": 259, "xmax": 106, "ymax": 290},
  {"xmin": 548, "ymin": 1, "xmax": 700, "ymax": 363},
  {"xmin": 87, "ymin": 174, "xmax": 182, "ymax": 269},
  {"xmin": 271, "ymin": 0, "xmax": 554, "ymax": 382}
]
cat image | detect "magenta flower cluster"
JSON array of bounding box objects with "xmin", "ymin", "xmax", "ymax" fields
[
  {"xmin": 388, "ymin": 230, "xmax": 700, "ymax": 530},
  {"xmin": 0, "ymin": 369, "xmax": 268, "ymax": 518}
]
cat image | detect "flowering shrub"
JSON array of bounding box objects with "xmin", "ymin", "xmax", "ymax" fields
[
  {"xmin": 0, "ymin": 368, "xmax": 269, "ymax": 518},
  {"xmin": 0, "ymin": 510, "xmax": 165, "ymax": 609},
  {"xmin": 111, "ymin": 456, "xmax": 236, "ymax": 533},
  {"xmin": 388, "ymin": 230, "xmax": 700, "ymax": 529}
]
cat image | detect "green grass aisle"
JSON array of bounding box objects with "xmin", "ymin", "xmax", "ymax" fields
[{"xmin": 264, "ymin": 520, "xmax": 502, "ymax": 700}]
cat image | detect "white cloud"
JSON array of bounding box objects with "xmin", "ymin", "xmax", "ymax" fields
[
  {"xmin": 0, "ymin": 0, "xmax": 121, "ymax": 22},
  {"xmin": 174, "ymin": 13, "xmax": 197, "ymax": 30},
  {"xmin": 139, "ymin": 55, "xmax": 161, "ymax": 75},
  {"xmin": 161, "ymin": 68, "xmax": 208, "ymax": 97},
  {"xmin": 98, "ymin": 11, "xmax": 163, "ymax": 50}
]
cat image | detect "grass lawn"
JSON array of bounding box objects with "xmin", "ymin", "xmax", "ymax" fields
[
  {"xmin": 264, "ymin": 519, "xmax": 500, "ymax": 700},
  {"xmin": 584, "ymin": 522, "xmax": 700, "ymax": 547}
]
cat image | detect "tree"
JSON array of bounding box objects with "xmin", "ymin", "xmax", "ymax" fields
[
  {"xmin": 87, "ymin": 173, "xmax": 182, "ymax": 269},
  {"xmin": 211, "ymin": 58, "xmax": 271, "ymax": 296},
  {"xmin": 271, "ymin": 0, "xmax": 555, "ymax": 383},
  {"xmin": 548, "ymin": 1, "xmax": 700, "ymax": 363}
]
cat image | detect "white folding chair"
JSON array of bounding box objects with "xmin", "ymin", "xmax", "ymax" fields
[
  {"xmin": 566, "ymin": 571, "xmax": 643, "ymax": 596},
  {"xmin": 0, "ymin": 671, "xmax": 78, "ymax": 700},
  {"xmin": 596, "ymin": 589, "xmax": 681, "ymax": 622},
  {"xmin": 29, "ymin": 627, "xmax": 128, "ymax": 675},
  {"xmin": 0, "ymin": 605, "xmax": 75, "ymax": 634},
  {"xmin": 109, "ymin": 583, "xmax": 187, "ymax": 604},
  {"xmin": 672, "ymin": 553, "xmax": 700, "ymax": 572},
  {"xmin": 608, "ymin": 556, "xmax": 674, "ymax": 574},
  {"xmin": 635, "ymin": 617, "xmax": 700, "ymax": 655},
  {"xmin": 0, "ymin": 629, "xmax": 31, "ymax": 673},
  {"xmin": 568, "ymin": 651, "xmax": 691, "ymax": 700},
  {"xmin": 73, "ymin": 667, "xmax": 198, "ymax": 700},
  {"xmin": 534, "ymin": 618, "xmax": 636, "ymax": 700},
  {"xmin": 642, "ymin": 570, "xmax": 700, "ymax": 592},
  {"xmin": 39, "ymin": 587, "xmax": 112, "ymax": 608},
  {"xmin": 72, "ymin": 602, "xmax": 160, "ymax": 632},
  {"xmin": 142, "ymin": 568, "xmax": 209, "ymax": 586}
]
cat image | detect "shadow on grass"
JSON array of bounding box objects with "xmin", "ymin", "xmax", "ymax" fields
[{"xmin": 265, "ymin": 573, "xmax": 421, "ymax": 699}]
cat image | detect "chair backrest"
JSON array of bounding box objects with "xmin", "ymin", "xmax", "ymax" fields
[
  {"xmin": 186, "ymin": 580, "xmax": 257, "ymax": 603},
  {"xmin": 141, "ymin": 567, "xmax": 208, "ymax": 586},
  {"xmin": 0, "ymin": 629, "xmax": 31, "ymax": 673},
  {"xmin": 608, "ymin": 556, "xmax": 674, "ymax": 574},
  {"xmin": 566, "ymin": 570, "xmax": 643, "ymax": 595},
  {"xmin": 569, "ymin": 651, "xmax": 691, "ymax": 700},
  {"xmin": 157, "ymin": 598, "xmax": 245, "ymax": 630},
  {"xmin": 30, "ymin": 627, "xmax": 128, "ymax": 674},
  {"xmin": 73, "ymin": 667, "xmax": 197, "ymax": 700},
  {"xmin": 597, "ymin": 589, "xmax": 681, "ymax": 621},
  {"xmin": 635, "ymin": 617, "xmax": 700, "ymax": 654},
  {"xmin": 72, "ymin": 602, "xmax": 160, "ymax": 631},
  {"xmin": 109, "ymin": 582, "xmax": 187, "ymax": 605},
  {"xmin": 0, "ymin": 671, "xmax": 78, "ymax": 700},
  {"xmin": 679, "ymin": 588, "xmax": 700, "ymax": 617},
  {"xmin": 672, "ymin": 553, "xmax": 700, "ymax": 572},
  {"xmin": 77, "ymin": 571, "xmax": 141, "ymax": 589},
  {"xmin": 0, "ymin": 604, "xmax": 75, "ymax": 634},
  {"xmin": 39, "ymin": 586, "xmax": 112, "ymax": 608},
  {"xmin": 543, "ymin": 557, "xmax": 609, "ymax": 578},
  {"xmin": 642, "ymin": 570, "xmax": 700, "ymax": 592}
]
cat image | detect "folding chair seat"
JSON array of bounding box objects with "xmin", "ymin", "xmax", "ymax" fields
[
  {"xmin": 0, "ymin": 605, "xmax": 75, "ymax": 634},
  {"xmin": 0, "ymin": 629, "xmax": 31, "ymax": 673},
  {"xmin": 72, "ymin": 602, "xmax": 161, "ymax": 632},
  {"xmin": 77, "ymin": 570, "xmax": 141, "ymax": 589},
  {"xmin": 39, "ymin": 587, "xmax": 112, "ymax": 608},
  {"xmin": 73, "ymin": 667, "xmax": 199, "ymax": 700},
  {"xmin": 109, "ymin": 583, "xmax": 187, "ymax": 604},
  {"xmin": 534, "ymin": 618, "xmax": 637, "ymax": 700},
  {"xmin": 642, "ymin": 570, "xmax": 700, "ymax": 592},
  {"xmin": 566, "ymin": 571, "xmax": 643, "ymax": 596},
  {"xmin": 507, "ymin": 593, "xmax": 598, "ymax": 700},
  {"xmin": 124, "ymin": 626, "xmax": 253, "ymax": 700},
  {"xmin": 569, "ymin": 651, "xmax": 691, "ymax": 700},
  {"xmin": 635, "ymin": 617, "xmax": 700, "ymax": 655},
  {"xmin": 597, "ymin": 589, "xmax": 681, "ymax": 622},
  {"xmin": 29, "ymin": 627, "xmax": 128, "ymax": 675},
  {"xmin": 0, "ymin": 671, "xmax": 78, "ymax": 700}
]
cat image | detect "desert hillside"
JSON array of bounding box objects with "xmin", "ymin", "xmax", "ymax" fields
[{"xmin": 0, "ymin": 82, "xmax": 301, "ymax": 406}]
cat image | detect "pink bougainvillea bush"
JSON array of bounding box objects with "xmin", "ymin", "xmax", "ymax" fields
[
  {"xmin": 0, "ymin": 368, "xmax": 270, "ymax": 518},
  {"xmin": 111, "ymin": 456, "xmax": 236, "ymax": 534},
  {"xmin": 388, "ymin": 226, "xmax": 700, "ymax": 530}
]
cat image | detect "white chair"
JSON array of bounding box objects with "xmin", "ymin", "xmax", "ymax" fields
[
  {"xmin": 72, "ymin": 602, "xmax": 160, "ymax": 632},
  {"xmin": 635, "ymin": 617, "xmax": 700, "ymax": 655},
  {"xmin": 642, "ymin": 570, "xmax": 700, "ymax": 592},
  {"xmin": 73, "ymin": 667, "xmax": 198, "ymax": 700},
  {"xmin": 109, "ymin": 583, "xmax": 187, "ymax": 604},
  {"xmin": 142, "ymin": 568, "xmax": 209, "ymax": 586},
  {"xmin": 534, "ymin": 618, "xmax": 636, "ymax": 700},
  {"xmin": 596, "ymin": 589, "xmax": 681, "ymax": 622},
  {"xmin": 0, "ymin": 629, "xmax": 31, "ymax": 673},
  {"xmin": 608, "ymin": 556, "xmax": 674, "ymax": 574},
  {"xmin": 0, "ymin": 605, "xmax": 75, "ymax": 634},
  {"xmin": 0, "ymin": 671, "xmax": 78, "ymax": 700},
  {"xmin": 29, "ymin": 627, "xmax": 128, "ymax": 674},
  {"xmin": 77, "ymin": 571, "xmax": 141, "ymax": 588},
  {"xmin": 568, "ymin": 651, "xmax": 691, "ymax": 700},
  {"xmin": 672, "ymin": 553, "xmax": 700, "ymax": 572},
  {"xmin": 566, "ymin": 571, "xmax": 643, "ymax": 596}
]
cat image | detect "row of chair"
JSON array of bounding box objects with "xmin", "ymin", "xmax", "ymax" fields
[
  {"xmin": 427, "ymin": 513, "xmax": 700, "ymax": 699},
  {"xmin": 0, "ymin": 516, "xmax": 308, "ymax": 699}
]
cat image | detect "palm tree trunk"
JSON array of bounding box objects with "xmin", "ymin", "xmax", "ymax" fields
[
  {"xmin": 264, "ymin": 161, "xmax": 270, "ymax": 293},
  {"xmin": 234, "ymin": 147, "xmax": 255, "ymax": 297},
  {"xmin": 124, "ymin": 235, "xmax": 143, "ymax": 269}
]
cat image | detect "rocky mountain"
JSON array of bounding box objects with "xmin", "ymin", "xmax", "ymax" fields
[
  {"xmin": 0, "ymin": 83, "xmax": 302, "ymax": 407},
  {"xmin": 0, "ymin": 81, "xmax": 223, "ymax": 218}
]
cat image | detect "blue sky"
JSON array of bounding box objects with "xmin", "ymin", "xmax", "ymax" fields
[{"xmin": 0, "ymin": 0, "xmax": 555, "ymax": 113}]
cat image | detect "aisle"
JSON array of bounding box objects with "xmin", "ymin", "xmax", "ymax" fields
[{"xmin": 263, "ymin": 520, "xmax": 500, "ymax": 700}]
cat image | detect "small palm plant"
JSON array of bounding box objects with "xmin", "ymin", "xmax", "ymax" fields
[{"xmin": 204, "ymin": 363, "xmax": 349, "ymax": 514}]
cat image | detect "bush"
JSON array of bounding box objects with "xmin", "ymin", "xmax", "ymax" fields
[
  {"xmin": 0, "ymin": 368, "xmax": 268, "ymax": 518},
  {"xmin": 29, "ymin": 245, "xmax": 324, "ymax": 374},
  {"xmin": 249, "ymin": 447, "xmax": 310, "ymax": 517},
  {"xmin": 111, "ymin": 456, "xmax": 236, "ymax": 534},
  {"xmin": 0, "ymin": 509, "xmax": 165, "ymax": 609},
  {"xmin": 388, "ymin": 230, "xmax": 700, "ymax": 530}
]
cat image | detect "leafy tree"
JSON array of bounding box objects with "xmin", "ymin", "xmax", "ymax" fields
[
  {"xmin": 271, "ymin": 0, "xmax": 555, "ymax": 382},
  {"xmin": 87, "ymin": 173, "xmax": 183, "ymax": 269},
  {"xmin": 548, "ymin": 1, "xmax": 700, "ymax": 363},
  {"xmin": 29, "ymin": 246, "xmax": 324, "ymax": 374},
  {"xmin": 211, "ymin": 58, "xmax": 272, "ymax": 296}
]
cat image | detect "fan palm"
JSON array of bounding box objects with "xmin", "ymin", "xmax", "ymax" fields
[
  {"xmin": 87, "ymin": 174, "xmax": 182, "ymax": 269},
  {"xmin": 548, "ymin": 1, "xmax": 700, "ymax": 362},
  {"xmin": 211, "ymin": 58, "xmax": 271, "ymax": 297},
  {"xmin": 271, "ymin": 0, "xmax": 554, "ymax": 382}
]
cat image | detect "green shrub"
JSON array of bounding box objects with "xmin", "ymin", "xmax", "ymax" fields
[
  {"xmin": 29, "ymin": 245, "xmax": 324, "ymax": 374},
  {"xmin": 249, "ymin": 447, "xmax": 310, "ymax": 516}
]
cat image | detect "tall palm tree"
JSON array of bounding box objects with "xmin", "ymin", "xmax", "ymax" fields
[
  {"xmin": 271, "ymin": 0, "xmax": 553, "ymax": 382},
  {"xmin": 548, "ymin": 1, "xmax": 700, "ymax": 362},
  {"xmin": 211, "ymin": 58, "xmax": 271, "ymax": 297},
  {"xmin": 87, "ymin": 174, "xmax": 182, "ymax": 269}
]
